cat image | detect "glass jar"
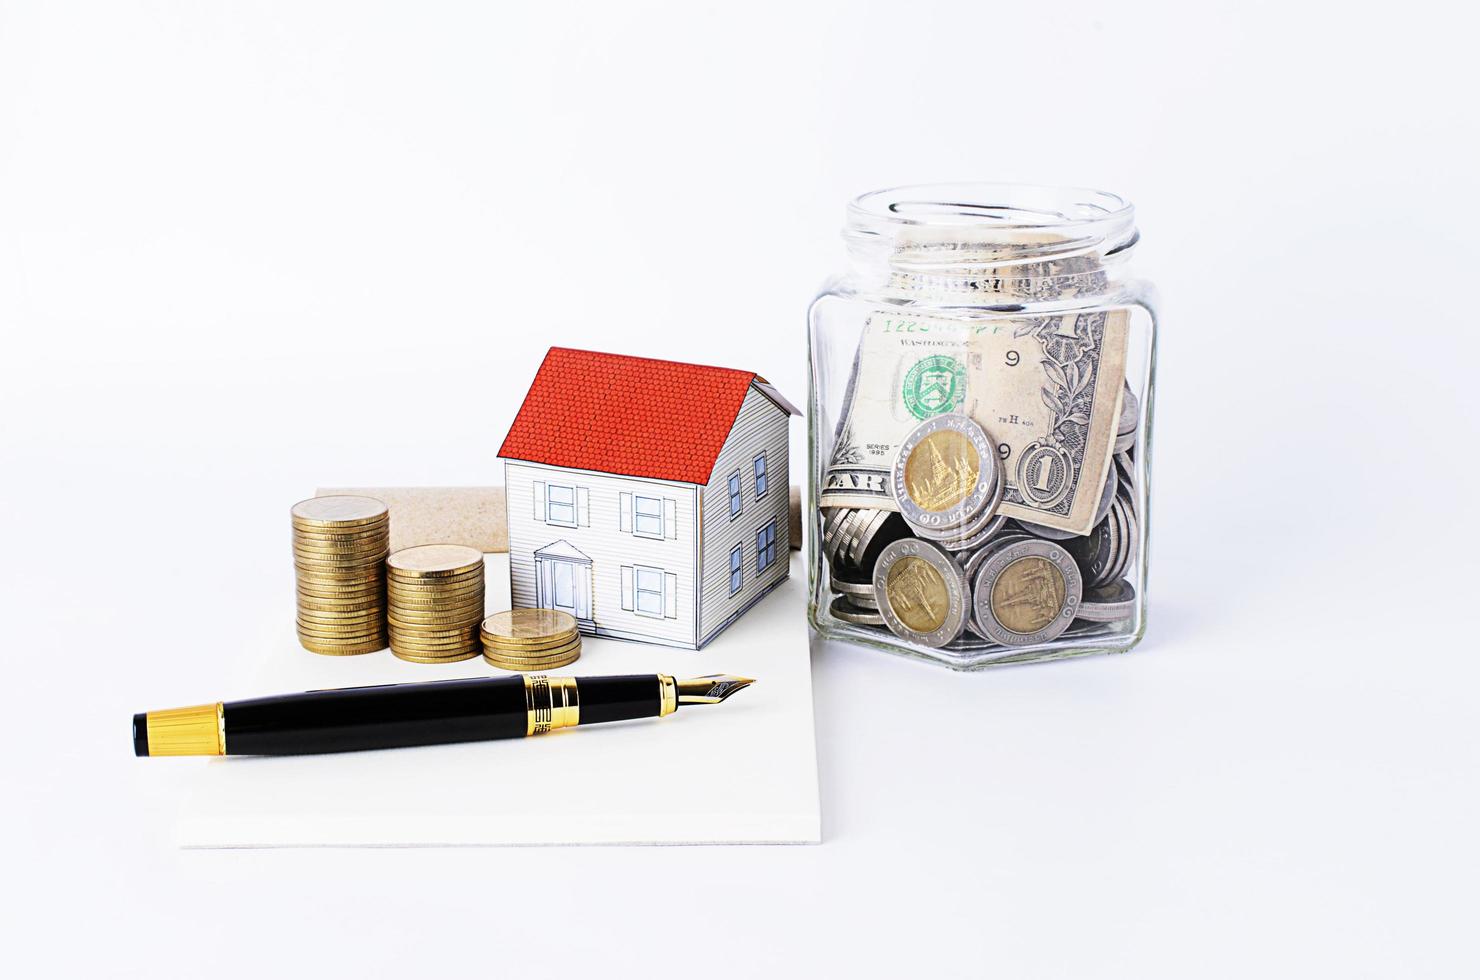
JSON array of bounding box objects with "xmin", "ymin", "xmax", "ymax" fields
[{"xmin": 808, "ymin": 183, "xmax": 1157, "ymax": 669}]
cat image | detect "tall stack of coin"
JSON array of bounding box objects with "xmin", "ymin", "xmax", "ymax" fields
[
  {"xmin": 480, "ymin": 609, "xmax": 581, "ymax": 670},
  {"xmin": 386, "ymin": 544, "xmax": 485, "ymax": 663},
  {"xmin": 291, "ymin": 496, "xmax": 390, "ymax": 655}
]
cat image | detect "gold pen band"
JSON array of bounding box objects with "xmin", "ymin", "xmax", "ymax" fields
[
  {"xmin": 524, "ymin": 674, "xmax": 580, "ymax": 736},
  {"xmin": 658, "ymin": 674, "xmax": 678, "ymax": 717}
]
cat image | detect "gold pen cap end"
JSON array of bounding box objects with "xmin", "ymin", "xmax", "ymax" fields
[{"xmin": 134, "ymin": 703, "xmax": 225, "ymax": 757}]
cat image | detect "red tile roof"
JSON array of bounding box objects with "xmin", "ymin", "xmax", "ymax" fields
[{"xmin": 498, "ymin": 347, "xmax": 786, "ymax": 485}]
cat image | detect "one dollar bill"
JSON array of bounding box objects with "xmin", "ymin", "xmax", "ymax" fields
[{"xmin": 822, "ymin": 308, "xmax": 1128, "ymax": 535}]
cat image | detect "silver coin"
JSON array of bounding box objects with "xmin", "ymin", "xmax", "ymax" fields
[
  {"xmin": 971, "ymin": 537, "xmax": 1082, "ymax": 646},
  {"xmin": 826, "ymin": 509, "xmax": 866, "ymax": 564},
  {"xmin": 853, "ymin": 512, "xmax": 914, "ymax": 573},
  {"xmin": 1013, "ymin": 518, "xmax": 1081, "ymax": 542},
  {"xmin": 1066, "ymin": 504, "xmax": 1119, "ymax": 589},
  {"xmin": 1115, "ymin": 450, "xmax": 1136, "ymax": 495},
  {"xmin": 1114, "ymin": 428, "xmax": 1136, "ymax": 453},
  {"xmin": 890, "ymin": 414, "xmax": 999, "ymax": 533},
  {"xmin": 872, "ymin": 538, "xmax": 970, "ymax": 648},
  {"xmin": 1109, "ymin": 491, "xmax": 1139, "ymax": 585},
  {"xmin": 846, "ymin": 509, "xmax": 890, "ymax": 566},
  {"xmin": 829, "ymin": 595, "xmax": 886, "ymax": 626},
  {"xmin": 1076, "ymin": 579, "xmax": 1137, "ymax": 622},
  {"xmin": 1118, "ymin": 383, "xmax": 1139, "ymax": 436},
  {"xmin": 1092, "ymin": 462, "xmax": 1118, "ymax": 527},
  {"xmin": 829, "ymin": 565, "xmax": 875, "ymax": 598},
  {"xmin": 849, "ymin": 590, "xmax": 880, "ymax": 611}
]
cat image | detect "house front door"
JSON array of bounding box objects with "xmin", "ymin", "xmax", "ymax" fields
[{"xmin": 536, "ymin": 555, "xmax": 592, "ymax": 623}]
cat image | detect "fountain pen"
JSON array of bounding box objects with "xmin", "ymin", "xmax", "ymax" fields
[{"xmin": 132, "ymin": 672, "xmax": 754, "ymax": 757}]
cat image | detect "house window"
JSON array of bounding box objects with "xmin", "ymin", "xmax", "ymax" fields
[
  {"xmin": 728, "ymin": 471, "xmax": 743, "ymax": 518},
  {"xmin": 729, "ymin": 544, "xmax": 743, "ymax": 595},
  {"xmin": 534, "ymin": 481, "xmax": 588, "ymax": 528},
  {"xmin": 753, "ymin": 452, "xmax": 769, "ymax": 498},
  {"xmin": 620, "ymin": 492, "xmax": 678, "ymax": 539},
  {"xmin": 634, "ymin": 495, "xmax": 663, "ymax": 538},
  {"xmin": 756, "ymin": 520, "xmax": 777, "ymax": 573},
  {"xmin": 622, "ymin": 564, "xmax": 678, "ymax": 619}
]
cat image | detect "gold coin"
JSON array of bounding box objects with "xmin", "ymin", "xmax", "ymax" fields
[
  {"xmin": 300, "ymin": 638, "xmax": 385, "ymax": 656},
  {"xmin": 386, "ymin": 544, "xmax": 484, "ymax": 577},
  {"xmin": 482, "ymin": 639, "xmax": 580, "ymax": 657},
  {"xmin": 292, "ymin": 521, "xmax": 388, "ymax": 538},
  {"xmin": 291, "ymin": 496, "xmax": 389, "ymax": 527},
  {"xmin": 292, "ymin": 538, "xmax": 388, "ymax": 557},
  {"xmin": 389, "ymin": 612, "xmax": 484, "ymax": 628},
  {"xmin": 296, "ymin": 587, "xmax": 385, "ymax": 602},
  {"xmin": 482, "ymin": 640, "xmax": 581, "ymax": 662},
  {"xmin": 990, "ymin": 555, "xmax": 1067, "ymax": 634},
  {"xmin": 480, "ymin": 608, "xmax": 578, "ymax": 641},
  {"xmin": 885, "ymin": 555, "xmax": 950, "ymax": 633},
  {"xmin": 296, "ymin": 595, "xmax": 385, "ymax": 612},
  {"xmin": 484, "ymin": 648, "xmax": 580, "ymax": 670},
  {"xmin": 387, "ymin": 576, "xmax": 484, "ymax": 594},
  {"xmin": 295, "ymin": 568, "xmax": 385, "ymax": 584},
  {"xmin": 386, "ymin": 576, "xmax": 484, "ymax": 595},
  {"xmin": 485, "ymin": 624, "xmax": 577, "ymax": 648},
  {"xmin": 291, "ymin": 630, "xmax": 387, "ymax": 645},
  {"xmin": 297, "ymin": 610, "xmax": 386, "ymax": 626},
  {"xmin": 298, "ymin": 631, "xmax": 383, "ymax": 645},
  {"xmin": 388, "ymin": 587, "xmax": 485, "ymax": 604},
  {"xmin": 388, "ymin": 626, "xmax": 480, "ymax": 642},
  {"xmin": 388, "ymin": 631, "xmax": 478, "ymax": 644},
  {"xmin": 391, "ymin": 643, "xmax": 481, "ymax": 658},
  {"xmin": 391, "ymin": 649, "xmax": 481, "ymax": 664},
  {"xmin": 903, "ymin": 429, "xmax": 981, "ymax": 514},
  {"xmin": 293, "ymin": 554, "xmax": 386, "ymax": 569}
]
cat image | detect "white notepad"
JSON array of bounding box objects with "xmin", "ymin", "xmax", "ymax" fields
[{"xmin": 177, "ymin": 553, "xmax": 820, "ymax": 846}]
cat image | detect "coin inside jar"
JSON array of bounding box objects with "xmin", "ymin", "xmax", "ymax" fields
[
  {"xmin": 872, "ymin": 538, "xmax": 969, "ymax": 647},
  {"xmin": 971, "ymin": 538, "xmax": 1082, "ymax": 646},
  {"xmin": 904, "ymin": 429, "xmax": 980, "ymax": 514}
]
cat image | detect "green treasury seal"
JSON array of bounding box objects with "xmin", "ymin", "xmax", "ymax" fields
[{"xmin": 902, "ymin": 355, "xmax": 966, "ymax": 419}]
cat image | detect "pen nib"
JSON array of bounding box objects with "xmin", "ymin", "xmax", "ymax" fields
[{"xmin": 675, "ymin": 674, "xmax": 755, "ymax": 705}]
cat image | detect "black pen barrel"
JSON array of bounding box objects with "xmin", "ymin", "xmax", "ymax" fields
[{"xmin": 225, "ymin": 676, "xmax": 528, "ymax": 755}]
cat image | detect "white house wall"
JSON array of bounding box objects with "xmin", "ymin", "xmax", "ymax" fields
[
  {"xmin": 697, "ymin": 386, "xmax": 792, "ymax": 646},
  {"xmin": 504, "ymin": 460, "xmax": 699, "ymax": 647}
]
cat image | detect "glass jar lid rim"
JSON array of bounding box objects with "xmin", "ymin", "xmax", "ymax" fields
[{"xmin": 848, "ymin": 182, "xmax": 1133, "ymax": 232}]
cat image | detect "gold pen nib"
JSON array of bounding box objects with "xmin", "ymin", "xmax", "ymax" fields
[{"xmin": 675, "ymin": 674, "xmax": 755, "ymax": 705}]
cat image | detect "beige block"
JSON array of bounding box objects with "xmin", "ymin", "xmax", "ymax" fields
[{"xmin": 319, "ymin": 486, "xmax": 804, "ymax": 554}]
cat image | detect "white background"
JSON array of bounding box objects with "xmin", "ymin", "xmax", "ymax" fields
[{"xmin": 2, "ymin": 1, "xmax": 1477, "ymax": 977}]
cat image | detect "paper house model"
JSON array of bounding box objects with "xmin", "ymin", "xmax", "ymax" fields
[{"xmin": 498, "ymin": 347, "xmax": 799, "ymax": 649}]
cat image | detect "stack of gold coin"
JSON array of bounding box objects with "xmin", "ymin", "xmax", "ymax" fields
[
  {"xmin": 481, "ymin": 609, "xmax": 581, "ymax": 670},
  {"xmin": 386, "ymin": 544, "xmax": 485, "ymax": 663},
  {"xmin": 292, "ymin": 496, "xmax": 390, "ymax": 655}
]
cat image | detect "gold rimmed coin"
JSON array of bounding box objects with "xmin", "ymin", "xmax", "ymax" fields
[
  {"xmin": 386, "ymin": 544, "xmax": 484, "ymax": 578},
  {"xmin": 291, "ymin": 495, "xmax": 389, "ymax": 528}
]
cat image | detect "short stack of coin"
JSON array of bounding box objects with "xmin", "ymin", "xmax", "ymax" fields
[
  {"xmin": 480, "ymin": 609, "xmax": 581, "ymax": 671},
  {"xmin": 386, "ymin": 544, "xmax": 485, "ymax": 663},
  {"xmin": 292, "ymin": 495, "xmax": 390, "ymax": 655}
]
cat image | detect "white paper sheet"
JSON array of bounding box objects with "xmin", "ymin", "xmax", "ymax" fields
[{"xmin": 177, "ymin": 553, "xmax": 820, "ymax": 846}]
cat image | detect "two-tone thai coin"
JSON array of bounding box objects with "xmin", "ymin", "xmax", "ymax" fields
[
  {"xmin": 891, "ymin": 414, "xmax": 1001, "ymax": 538},
  {"xmin": 829, "ymin": 595, "xmax": 886, "ymax": 626},
  {"xmin": 1076, "ymin": 579, "xmax": 1137, "ymax": 622},
  {"xmin": 872, "ymin": 538, "xmax": 970, "ymax": 648},
  {"xmin": 970, "ymin": 537, "xmax": 1082, "ymax": 646}
]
